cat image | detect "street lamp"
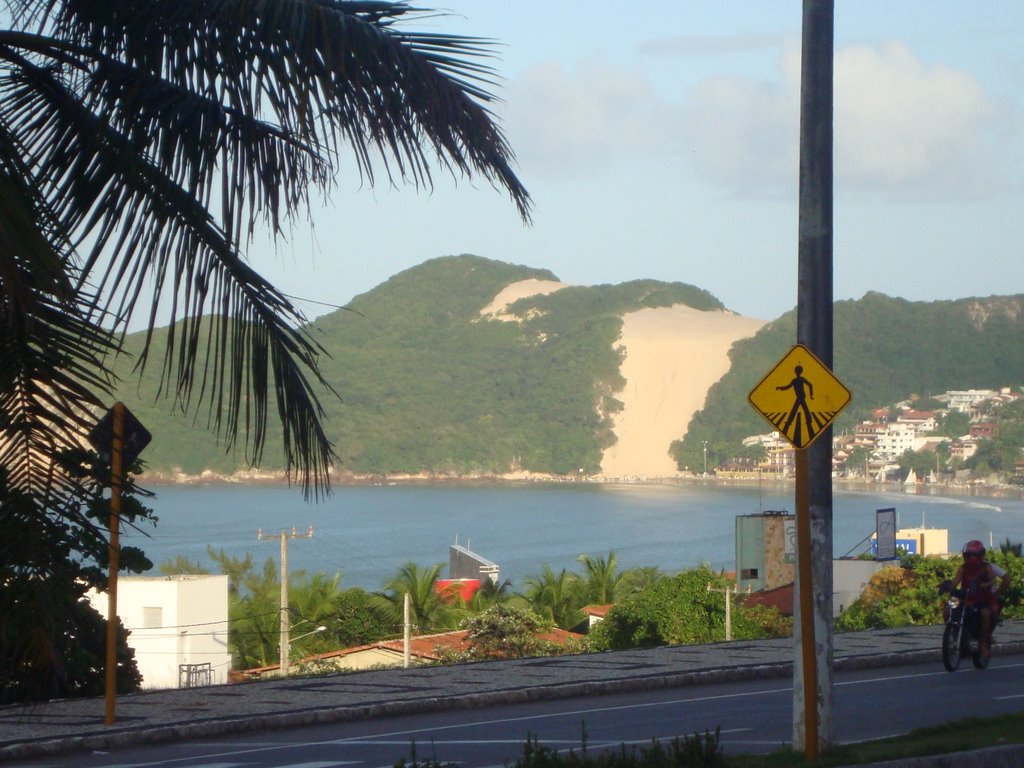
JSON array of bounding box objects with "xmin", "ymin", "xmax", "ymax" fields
[
  {"xmin": 703, "ymin": 440, "xmax": 708, "ymax": 477},
  {"xmin": 291, "ymin": 625, "xmax": 327, "ymax": 644},
  {"xmin": 282, "ymin": 625, "xmax": 327, "ymax": 675}
]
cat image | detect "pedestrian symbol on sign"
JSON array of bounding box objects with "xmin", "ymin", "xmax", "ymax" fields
[
  {"xmin": 748, "ymin": 345, "xmax": 851, "ymax": 450},
  {"xmin": 775, "ymin": 365, "xmax": 818, "ymax": 446}
]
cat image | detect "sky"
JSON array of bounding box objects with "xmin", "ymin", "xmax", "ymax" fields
[{"xmin": 249, "ymin": 2, "xmax": 1024, "ymax": 323}]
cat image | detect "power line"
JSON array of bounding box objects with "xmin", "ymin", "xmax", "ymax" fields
[{"xmin": 282, "ymin": 293, "xmax": 357, "ymax": 312}]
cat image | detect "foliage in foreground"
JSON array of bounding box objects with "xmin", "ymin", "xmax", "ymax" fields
[
  {"xmin": 163, "ymin": 549, "xmax": 793, "ymax": 670},
  {"xmin": 0, "ymin": 464, "xmax": 151, "ymax": 703},
  {"xmin": 393, "ymin": 713, "xmax": 1024, "ymax": 768},
  {"xmin": 394, "ymin": 728, "xmax": 725, "ymax": 768},
  {"xmin": 589, "ymin": 566, "xmax": 792, "ymax": 650},
  {"xmin": 835, "ymin": 550, "xmax": 1023, "ymax": 632}
]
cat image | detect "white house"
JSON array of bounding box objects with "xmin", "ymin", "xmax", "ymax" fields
[{"xmin": 88, "ymin": 574, "xmax": 231, "ymax": 689}]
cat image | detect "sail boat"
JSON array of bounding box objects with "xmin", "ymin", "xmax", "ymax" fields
[{"xmin": 904, "ymin": 468, "xmax": 918, "ymax": 493}]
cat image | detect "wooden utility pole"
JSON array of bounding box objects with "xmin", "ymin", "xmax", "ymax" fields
[
  {"xmin": 794, "ymin": 0, "xmax": 835, "ymax": 758},
  {"xmin": 258, "ymin": 526, "xmax": 313, "ymax": 676}
]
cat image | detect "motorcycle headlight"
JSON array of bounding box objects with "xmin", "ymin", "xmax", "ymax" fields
[{"xmin": 947, "ymin": 596, "xmax": 961, "ymax": 609}]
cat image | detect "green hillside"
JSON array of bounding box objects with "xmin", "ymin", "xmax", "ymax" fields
[
  {"xmin": 107, "ymin": 257, "xmax": 1023, "ymax": 479},
  {"xmin": 110, "ymin": 254, "xmax": 725, "ymax": 477},
  {"xmin": 671, "ymin": 292, "xmax": 1024, "ymax": 470}
]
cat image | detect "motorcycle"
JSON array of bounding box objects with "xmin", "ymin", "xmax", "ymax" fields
[{"xmin": 938, "ymin": 579, "xmax": 992, "ymax": 671}]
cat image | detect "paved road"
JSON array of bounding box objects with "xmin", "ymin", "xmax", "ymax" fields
[
  {"xmin": 15, "ymin": 658, "xmax": 1024, "ymax": 768},
  {"xmin": 3, "ymin": 623, "xmax": 1024, "ymax": 765}
]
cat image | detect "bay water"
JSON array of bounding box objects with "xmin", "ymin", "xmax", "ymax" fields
[{"xmin": 129, "ymin": 482, "xmax": 1024, "ymax": 591}]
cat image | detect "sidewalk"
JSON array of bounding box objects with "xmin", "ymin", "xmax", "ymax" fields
[{"xmin": 3, "ymin": 622, "xmax": 1024, "ymax": 763}]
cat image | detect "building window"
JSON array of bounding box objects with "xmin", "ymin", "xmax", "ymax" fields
[
  {"xmin": 741, "ymin": 568, "xmax": 759, "ymax": 580},
  {"xmin": 142, "ymin": 607, "xmax": 163, "ymax": 628}
]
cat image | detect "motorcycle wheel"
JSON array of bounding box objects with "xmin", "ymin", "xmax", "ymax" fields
[
  {"xmin": 972, "ymin": 640, "xmax": 990, "ymax": 670},
  {"xmin": 942, "ymin": 623, "xmax": 961, "ymax": 672}
]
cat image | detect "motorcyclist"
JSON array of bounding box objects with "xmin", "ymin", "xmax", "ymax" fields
[{"xmin": 950, "ymin": 540, "xmax": 1000, "ymax": 657}]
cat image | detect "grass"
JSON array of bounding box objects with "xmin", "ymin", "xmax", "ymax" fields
[
  {"xmin": 729, "ymin": 712, "xmax": 1024, "ymax": 766},
  {"xmin": 394, "ymin": 712, "xmax": 1024, "ymax": 768}
]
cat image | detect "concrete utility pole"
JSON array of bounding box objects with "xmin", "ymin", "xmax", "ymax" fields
[
  {"xmin": 403, "ymin": 592, "xmax": 412, "ymax": 669},
  {"xmin": 707, "ymin": 583, "xmax": 752, "ymax": 641},
  {"xmin": 258, "ymin": 526, "xmax": 313, "ymax": 676},
  {"xmin": 794, "ymin": 0, "xmax": 835, "ymax": 758}
]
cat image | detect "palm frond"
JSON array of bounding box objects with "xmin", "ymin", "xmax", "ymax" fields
[{"xmin": 2, "ymin": 1, "xmax": 530, "ymax": 497}]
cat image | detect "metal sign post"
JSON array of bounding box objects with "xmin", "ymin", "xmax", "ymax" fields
[
  {"xmin": 750, "ymin": 340, "xmax": 848, "ymax": 760},
  {"xmin": 104, "ymin": 403, "xmax": 124, "ymax": 726},
  {"xmin": 792, "ymin": 0, "xmax": 836, "ymax": 758},
  {"xmin": 750, "ymin": 346, "xmax": 849, "ymax": 760}
]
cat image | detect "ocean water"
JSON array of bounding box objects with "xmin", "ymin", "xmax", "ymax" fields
[{"xmin": 125, "ymin": 482, "xmax": 1024, "ymax": 591}]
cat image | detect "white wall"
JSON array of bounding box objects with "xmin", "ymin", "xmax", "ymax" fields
[
  {"xmin": 833, "ymin": 559, "xmax": 888, "ymax": 617},
  {"xmin": 88, "ymin": 575, "xmax": 231, "ymax": 689}
]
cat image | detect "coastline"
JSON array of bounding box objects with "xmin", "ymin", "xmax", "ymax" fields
[{"xmin": 137, "ymin": 468, "xmax": 1024, "ymax": 502}]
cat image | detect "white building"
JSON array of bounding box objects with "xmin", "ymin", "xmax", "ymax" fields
[
  {"xmin": 874, "ymin": 424, "xmax": 917, "ymax": 459},
  {"xmin": 88, "ymin": 574, "xmax": 231, "ymax": 689},
  {"xmin": 895, "ymin": 410, "xmax": 937, "ymax": 435},
  {"xmin": 946, "ymin": 389, "xmax": 996, "ymax": 413}
]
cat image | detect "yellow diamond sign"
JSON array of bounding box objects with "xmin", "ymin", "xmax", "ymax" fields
[{"xmin": 748, "ymin": 344, "xmax": 851, "ymax": 450}]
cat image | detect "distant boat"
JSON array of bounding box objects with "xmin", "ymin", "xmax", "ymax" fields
[{"xmin": 904, "ymin": 468, "xmax": 918, "ymax": 485}]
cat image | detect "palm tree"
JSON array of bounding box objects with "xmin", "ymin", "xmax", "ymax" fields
[
  {"xmin": 470, "ymin": 576, "xmax": 514, "ymax": 608},
  {"xmin": 999, "ymin": 538, "xmax": 1023, "ymax": 557},
  {"xmin": 578, "ymin": 551, "xmax": 623, "ymax": 604},
  {"xmin": 521, "ymin": 564, "xmax": 584, "ymax": 630},
  {"xmin": 2, "ymin": 1, "xmax": 530, "ymax": 498},
  {"xmin": 1, "ymin": 1, "xmax": 529, "ymax": 700},
  {"xmin": 374, "ymin": 561, "xmax": 461, "ymax": 634},
  {"xmin": 618, "ymin": 566, "xmax": 665, "ymax": 598},
  {"xmin": 289, "ymin": 572, "xmax": 345, "ymax": 657}
]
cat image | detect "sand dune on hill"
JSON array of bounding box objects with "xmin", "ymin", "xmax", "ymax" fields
[
  {"xmin": 480, "ymin": 280, "xmax": 765, "ymax": 479},
  {"xmin": 479, "ymin": 278, "xmax": 567, "ymax": 320},
  {"xmin": 600, "ymin": 307, "xmax": 766, "ymax": 478}
]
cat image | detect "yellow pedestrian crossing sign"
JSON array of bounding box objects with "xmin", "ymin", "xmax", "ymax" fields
[{"xmin": 748, "ymin": 344, "xmax": 851, "ymax": 450}]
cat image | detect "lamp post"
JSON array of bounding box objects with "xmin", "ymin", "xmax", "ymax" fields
[{"xmin": 703, "ymin": 440, "xmax": 708, "ymax": 477}]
